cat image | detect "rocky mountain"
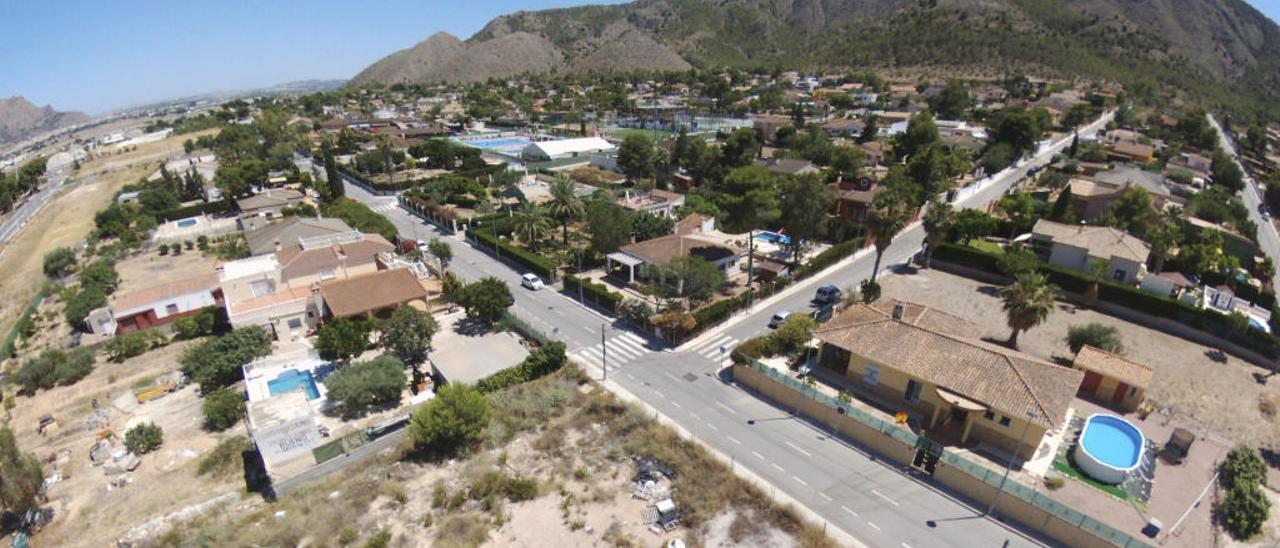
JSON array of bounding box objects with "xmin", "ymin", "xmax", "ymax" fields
[
  {"xmin": 0, "ymin": 96, "xmax": 89, "ymax": 144},
  {"xmin": 350, "ymin": 0, "xmax": 1280, "ymax": 116}
]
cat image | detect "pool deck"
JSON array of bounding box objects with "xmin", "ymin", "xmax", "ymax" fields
[{"xmin": 243, "ymin": 347, "xmax": 331, "ymax": 407}]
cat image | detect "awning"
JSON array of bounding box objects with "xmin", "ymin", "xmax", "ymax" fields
[
  {"xmin": 936, "ymin": 386, "xmax": 987, "ymax": 411},
  {"xmin": 607, "ymin": 252, "xmax": 645, "ymax": 267}
]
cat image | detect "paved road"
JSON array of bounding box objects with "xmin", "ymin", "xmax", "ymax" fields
[
  {"xmin": 1208, "ymin": 114, "xmax": 1280, "ymax": 289},
  {"xmin": 0, "ymin": 170, "xmax": 75, "ymax": 246},
  {"xmin": 343, "ymin": 111, "xmax": 1113, "ymax": 548}
]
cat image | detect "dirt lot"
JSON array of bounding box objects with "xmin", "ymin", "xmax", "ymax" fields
[
  {"xmin": 5, "ymin": 338, "xmax": 247, "ymax": 548},
  {"xmin": 123, "ymin": 366, "xmax": 833, "ymax": 548},
  {"xmin": 879, "ymin": 267, "xmax": 1280, "ymax": 449}
]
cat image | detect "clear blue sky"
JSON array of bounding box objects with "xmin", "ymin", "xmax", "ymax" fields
[{"xmin": 0, "ymin": 0, "xmax": 1276, "ymax": 115}]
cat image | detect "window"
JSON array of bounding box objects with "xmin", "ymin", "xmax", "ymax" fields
[
  {"xmin": 319, "ymin": 267, "xmax": 337, "ymax": 281},
  {"xmin": 164, "ymin": 304, "xmax": 179, "ymax": 315},
  {"xmin": 1128, "ymin": 386, "xmax": 1137, "ymax": 397},
  {"xmin": 983, "ymin": 410, "xmax": 995, "ymax": 421},
  {"xmin": 862, "ymin": 364, "xmax": 880, "ymax": 387},
  {"xmin": 249, "ymin": 279, "xmax": 272, "ymax": 298},
  {"xmin": 1111, "ymin": 269, "xmax": 1125, "ymax": 281},
  {"xmin": 287, "ymin": 318, "xmax": 303, "ymax": 330},
  {"xmin": 904, "ymin": 379, "xmax": 922, "ymax": 403},
  {"xmin": 999, "ymin": 416, "xmax": 1012, "ymax": 427}
]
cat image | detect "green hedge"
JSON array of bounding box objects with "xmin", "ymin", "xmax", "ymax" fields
[
  {"xmin": 932, "ymin": 243, "xmax": 1280, "ymax": 358},
  {"xmin": 339, "ymin": 167, "xmax": 415, "ymax": 192},
  {"xmin": 476, "ymin": 342, "xmax": 566, "ymax": 393},
  {"xmin": 472, "ymin": 228, "xmax": 557, "ymax": 280},
  {"xmin": 563, "ymin": 274, "xmax": 623, "ymax": 311},
  {"xmin": 794, "ymin": 237, "xmax": 864, "ymax": 280},
  {"xmin": 154, "ymin": 200, "xmax": 233, "ymax": 223}
]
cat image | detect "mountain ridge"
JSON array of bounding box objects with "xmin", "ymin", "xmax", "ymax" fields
[
  {"xmin": 349, "ymin": 0, "xmax": 1280, "ymax": 117},
  {"xmin": 0, "ymin": 96, "xmax": 89, "ymax": 145}
]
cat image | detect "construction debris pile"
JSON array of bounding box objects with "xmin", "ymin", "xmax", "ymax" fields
[{"xmin": 631, "ymin": 456, "xmax": 684, "ymax": 534}]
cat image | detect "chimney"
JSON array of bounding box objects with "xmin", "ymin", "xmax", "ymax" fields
[{"xmin": 892, "ymin": 302, "xmax": 905, "ymax": 320}]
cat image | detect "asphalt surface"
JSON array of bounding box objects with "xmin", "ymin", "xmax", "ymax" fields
[
  {"xmin": 0, "ymin": 170, "xmax": 74, "ymax": 246},
  {"xmin": 343, "ymin": 111, "xmax": 1114, "ymax": 548},
  {"xmin": 1208, "ymin": 114, "xmax": 1280, "ymax": 289}
]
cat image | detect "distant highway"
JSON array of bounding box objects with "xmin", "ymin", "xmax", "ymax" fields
[
  {"xmin": 0, "ymin": 171, "xmax": 78, "ymax": 247},
  {"xmin": 1208, "ymin": 114, "xmax": 1280, "ymax": 289}
]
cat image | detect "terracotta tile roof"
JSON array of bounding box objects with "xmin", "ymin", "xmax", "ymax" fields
[
  {"xmin": 620, "ymin": 234, "xmax": 741, "ymax": 266},
  {"xmin": 112, "ymin": 273, "xmax": 220, "ymax": 315},
  {"xmin": 1031, "ymin": 220, "xmax": 1151, "ymax": 263},
  {"xmin": 674, "ymin": 213, "xmax": 711, "ymax": 236},
  {"xmin": 319, "ymin": 268, "xmax": 428, "ymax": 318},
  {"xmin": 236, "ymin": 189, "xmax": 304, "ymax": 211},
  {"xmin": 1073, "ymin": 345, "xmax": 1153, "ymax": 389},
  {"xmin": 244, "ymin": 217, "xmax": 353, "ymax": 256},
  {"xmin": 276, "ymin": 232, "xmax": 395, "ymax": 282},
  {"xmin": 228, "ymin": 285, "xmax": 312, "ymax": 318},
  {"xmin": 1108, "ymin": 141, "xmax": 1155, "ymax": 160},
  {"xmin": 813, "ymin": 301, "xmax": 1083, "ymax": 429}
]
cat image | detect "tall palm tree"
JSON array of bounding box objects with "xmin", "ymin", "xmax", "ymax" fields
[
  {"xmin": 1082, "ymin": 259, "xmax": 1109, "ymax": 306},
  {"xmin": 920, "ymin": 199, "xmax": 956, "ymax": 269},
  {"xmin": 867, "ymin": 198, "xmax": 910, "ymax": 282},
  {"xmin": 1000, "ymin": 272, "xmax": 1058, "ymax": 349},
  {"xmin": 512, "ymin": 205, "xmax": 551, "ymax": 251},
  {"xmin": 376, "ymin": 134, "xmax": 394, "ymax": 186},
  {"xmin": 546, "ymin": 175, "xmax": 585, "ymax": 244}
]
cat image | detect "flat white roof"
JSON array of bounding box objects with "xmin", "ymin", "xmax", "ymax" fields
[
  {"xmin": 525, "ymin": 137, "xmax": 615, "ymax": 157},
  {"xmin": 220, "ymin": 254, "xmax": 279, "ymax": 281}
]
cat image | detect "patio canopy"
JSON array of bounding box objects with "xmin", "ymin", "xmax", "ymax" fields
[
  {"xmin": 936, "ymin": 386, "xmax": 987, "ymax": 411},
  {"xmin": 606, "ymin": 252, "xmax": 645, "ymax": 267}
]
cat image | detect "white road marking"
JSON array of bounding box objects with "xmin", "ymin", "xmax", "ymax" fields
[
  {"xmin": 842, "ymin": 506, "xmax": 858, "ymax": 517},
  {"xmin": 867, "ymin": 521, "xmax": 881, "ymax": 532},
  {"xmin": 663, "ymin": 372, "xmax": 680, "ymax": 381},
  {"xmin": 871, "ymin": 489, "xmax": 899, "ymax": 507},
  {"xmin": 690, "ymin": 412, "xmax": 701, "ymax": 421},
  {"xmin": 901, "ymin": 543, "xmax": 913, "ymax": 548},
  {"xmin": 625, "ymin": 373, "xmax": 635, "ymax": 380},
  {"xmin": 726, "ymin": 436, "xmax": 742, "ymax": 446},
  {"xmin": 784, "ymin": 441, "xmax": 812, "ymax": 457},
  {"xmin": 671, "ymin": 401, "xmax": 682, "ymax": 408},
  {"xmin": 715, "ymin": 401, "xmax": 738, "ymax": 415},
  {"xmin": 751, "ymin": 451, "xmax": 765, "ymax": 460},
  {"xmin": 706, "ymin": 423, "xmax": 719, "ymax": 432},
  {"xmin": 819, "ymin": 493, "xmax": 833, "ymax": 502},
  {"xmin": 653, "ymin": 390, "xmax": 665, "ymax": 399},
  {"xmin": 771, "ymin": 463, "xmax": 785, "ymax": 472},
  {"xmin": 792, "ymin": 476, "xmax": 808, "ymax": 486}
]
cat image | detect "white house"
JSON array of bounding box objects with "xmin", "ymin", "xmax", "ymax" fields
[
  {"xmin": 1030, "ymin": 220, "xmax": 1151, "ymax": 284},
  {"xmin": 521, "ymin": 137, "xmax": 616, "ymax": 161}
]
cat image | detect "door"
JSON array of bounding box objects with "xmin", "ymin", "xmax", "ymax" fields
[
  {"xmin": 1079, "ymin": 371, "xmax": 1103, "ymax": 396},
  {"xmin": 905, "ymin": 379, "xmax": 922, "ymax": 403},
  {"xmin": 1112, "ymin": 382, "xmax": 1130, "ymax": 404}
]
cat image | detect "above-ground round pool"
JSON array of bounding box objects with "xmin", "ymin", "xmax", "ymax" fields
[{"xmin": 1073, "ymin": 414, "xmax": 1145, "ymax": 485}]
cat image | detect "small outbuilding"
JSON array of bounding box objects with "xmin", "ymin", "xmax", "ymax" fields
[{"xmin": 1072, "ymin": 345, "xmax": 1153, "ymax": 411}]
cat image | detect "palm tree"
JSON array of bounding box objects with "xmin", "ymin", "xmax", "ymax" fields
[
  {"xmin": 546, "ymin": 175, "xmax": 585, "ymax": 244},
  {"xmin": 376, "ymin": 134, "xmax": 394, "ymax": 186},
  {"xmin": 867, "ymin": 198, "xmax": 910, "ymax": 282},
  {"xmin": 511, "ymin": 205, "xmax": 551, "ymax": 251},
  {"xmin": 1082, "ymin": 259, "xmax": 1109, "ymax": 307},
  {"xmin": 1000, "ymin": 272, "xmax": 1058, "ymax": 349},
  {"xmin": 920, "ymin": 199, "xmax": 956, "ymax": 269},
  {"xmin": 1148, "ymin": 206, "xmax": 1184, "ymax": 274}
]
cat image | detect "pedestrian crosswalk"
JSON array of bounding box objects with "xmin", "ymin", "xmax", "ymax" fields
[
  {"xmin": 571, "ymin": 331, "xmax": 653, "ymax": 373},
  {"xmin": 684, "ymin": 333, "xmax": 739, "ymax": 369},
  {"xmin": 369, "ymin": 200, "xmax": 401, "ymax": 213}
]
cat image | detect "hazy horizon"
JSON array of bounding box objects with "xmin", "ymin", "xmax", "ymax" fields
[{"xmin": 2, "ymin": 0, "xmax": 1277, "ymax": 115}]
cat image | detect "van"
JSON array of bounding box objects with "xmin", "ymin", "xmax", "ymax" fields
[{"xmin": 812, "ymin": 285, "xmax": 841, "ymax": 305}]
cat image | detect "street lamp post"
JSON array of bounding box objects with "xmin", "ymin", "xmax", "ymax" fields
[
  {"xmin": 988, "ymin": 410, "xmax": 1037, "ymax": 516},
  {"xmin": 601, "ymin": 323, "xmax": 608, "ymax": 381}
]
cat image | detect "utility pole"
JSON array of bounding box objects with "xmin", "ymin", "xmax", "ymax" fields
[
  {"xmin": 601, "ymin": 323, "xmax": 608, "ymax": 381},
  {"xmin": 577, "ymin": 248, "xmax": 585, "ymax": 305},
  {"xmin": 746, "ymin": 229, "xmax": 755, "ymax": 311},
  {"xmin": 988, "ymin": 410, "xmax": 1037, "ymax": 516}
]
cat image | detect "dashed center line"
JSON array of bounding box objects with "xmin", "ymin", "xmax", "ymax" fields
[
  {"xmin": 625, "ymin": 373, "xmax": 635, "ymax": 380},
  {"xmin": 871, "ymin": 489, "xmax": 900, "ymax": 507},
  {"xmin": 784, "ymin": 441, "xmax": 812, "ymax": 457},
  {"xmin": 689, "ymin": 412, "xmax": 701, "ymax": 421},
  {"xmin": 819, "ymin": 493, "xmax": 833, "ymax": 502},
  {"xmin": 901, "ymin": 543, "xmax": 914, "ymax": 548},
  {"xmin": 652, "ymin": 390, "xmax": 665, "ymax": 399},
  {"xmin": 841, "ymin": 506, "xmax": 858, "ymax": 517},
  {"xmin": 715, "ymin": 401, "xmax": 738, "ymax": 415},
  {"xmin": 726, "ymin": 436, "xmax": 742, "ymax": 446},
  {"xmin": 670, "ymin": 401, "xmax": 682, "ymax": 408},
  {"xmin": 867, "ymin": 521, "xmax": 881, "ymax": 532},
  {"xmin": 751, "ymin": 451, "xmax": 765, "ymax": 460},
  {"xmin": 771, "ymin": 463, "xmax": 785, "ymax": 472},
  {"xmin": 706, "ymin": 423, "xmax": 719, "ymax": 432},
  {"xmin": 792, "ymin": 476, "xmax": 808, "ymax": 486},
  {"xmin": 663, "ymin": 372, "xmax": 679, "ymax": 381}
]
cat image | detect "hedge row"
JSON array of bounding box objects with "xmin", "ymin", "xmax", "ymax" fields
[
  {"xmin": 472, "ymin": 228, "xmax": 557, "ymax": 280},
  {"xmin": 932, "ymin": 242, "xmax": 1279, "ymax": 358},
  {"xmin": 476, "ymin": 341, "xmax": 566, "ymax": 393},
  {"xmin": 794, "ymin": 237, "xmax": 864, "ymax": 280},
  {"xmin": 339, "ymin": 167, "xmax": 415, "ymax": 192},
  {"xmin": 153, "ymin": 200, "xmax": 233, "ymax": 223},
  {"xmin": 563, "ymin": 274, "xmax": 624, "ymax": 311}
]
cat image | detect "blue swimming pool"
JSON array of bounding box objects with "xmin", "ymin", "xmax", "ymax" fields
[
  {"xmin": 754, "ymin": 231, "xmax": 792, "ymax": 246},
  {"xmin": 1073, "ymin": 414, "xmax": 1145, "ymax": 484},
  {"xmin": 267, "ymin": 369, "xmax": 320, "ymax": 400},
  {"xmin": 176, "ymin": 218, "xmax": 198, "ymax": 228},
  {"xmin": 462, "ymin": 137, "xmax": 535, "ymax": 153}
]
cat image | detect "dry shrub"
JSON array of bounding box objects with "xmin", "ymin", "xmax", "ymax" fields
[
  {"xmin": 1260, "ymin": 393, "xmax": 1280, "ymax": 419},
  {"xmin": 434, "ymin": 513, "xmax": 490, "ymax": 548}
]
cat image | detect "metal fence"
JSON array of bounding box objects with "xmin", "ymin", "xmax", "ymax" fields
[{"xmin": 741, "ymin": 360, "xmax": 1152, "ymax": 548}]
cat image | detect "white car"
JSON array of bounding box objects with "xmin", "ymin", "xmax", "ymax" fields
[
  {"xmin": 521, "ymin": 273, "xmax": 544, "ymax": 290},
  {"xmin": 768, "ymin": 311, "xmax": 792, "ymax": 328}
]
